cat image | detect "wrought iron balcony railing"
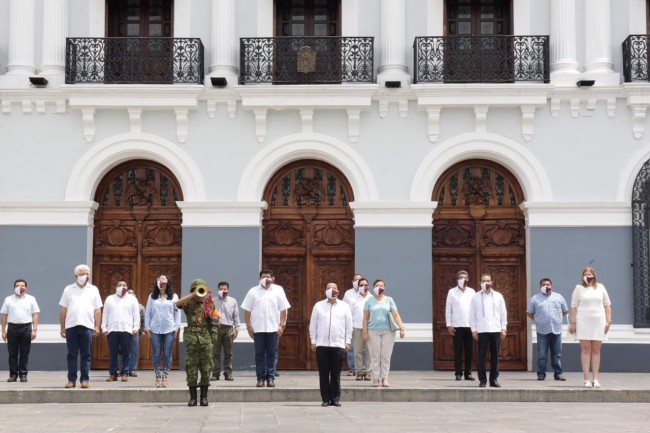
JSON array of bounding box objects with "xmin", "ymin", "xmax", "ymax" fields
[
  {"xmin": 623, "ymin": 35, "xmax": 650, "ymax": 82},
  {"xmin": 413, "ymin": 35, "xmax": 550, "ymax": 84},
  {"xmin": 65, "ymin": 37, "xmax": 204, "ymax": 85},
  {"xmin": 240, "ymin": 37, "xmax": 374, "ymax": 84}
]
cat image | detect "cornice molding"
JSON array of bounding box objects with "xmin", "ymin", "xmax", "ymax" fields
[
  {"xmin": 0, "ymin": 201, "xmax": 98, "ymax": 226},
  {"xmin": 521, "ymin": 201, "xmax": 631, "ymax": 227},
  {"xmin": 350, "ymin": 201, "xmax": 437, "ymax": 228},
  {"xmin": 176, "ymin": 201, "xmax": 267, "ymax": 227}
]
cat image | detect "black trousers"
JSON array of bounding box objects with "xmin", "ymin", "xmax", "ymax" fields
[
  {"xmin": 477, "ymin": 332, "xmax": 501, "ymax": 383},
  {"xmin": 316, "ymin": 346, "xmax": 345, "ymax": 403},
  {"xmin": 7, "ymin": 323, "xmax": 32, "ymax": 377},
  {"xmin": 452, "ymin": 327, "xmax": 473, "ymax": 376}
]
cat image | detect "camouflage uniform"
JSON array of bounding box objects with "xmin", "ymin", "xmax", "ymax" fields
[{"xmin": 179, "ymin": 279, "xmax": 214, "ymax": 406}]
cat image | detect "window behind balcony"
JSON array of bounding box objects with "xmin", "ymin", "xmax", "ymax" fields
[
  {"xmin": 108, "ymin": 0, "xmax": 173, "ymax": 37},
  {"xmin": 446, "ymin": 0, "xmax": 511, "ymax": 36},
  {"xmin": 275, "ymin": 0, "xmax": 340, "ymax": 37}
]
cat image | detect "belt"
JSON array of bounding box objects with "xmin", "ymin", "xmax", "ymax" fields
[
  {"xmin": 216, "ymin": 324, "xmax": 233, "ymax": 329},
  {"xmin": 8, "ymin": 323, "xmax": 31, "ymax": 327},
  {"xmin": 184, "ymin": 327, "xmax": 209, "ymax": 332}
]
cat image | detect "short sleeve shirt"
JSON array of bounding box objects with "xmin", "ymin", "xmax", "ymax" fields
[
  {"xmin": 59, "ymin": 283, "xmax": 103, "ymax": 330},
  {"xmin": 363, "ymin": 296, "xmax": 397, "ymax": 332},
  {"xmin": 527, "ymin": 292, "xmax": 568, "ymax": 335},
  {"xmin": 1, "ymin": 294, "xmax": 40, "ymax": 324},
  {"xmin": 241, "ymin": 284, "xmax": 291, "ymax": 333}
]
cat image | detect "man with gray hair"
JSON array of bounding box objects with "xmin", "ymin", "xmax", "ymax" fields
[{"xmin": 59, "ymin": 264, "xmax": 103, "ymax": 389}]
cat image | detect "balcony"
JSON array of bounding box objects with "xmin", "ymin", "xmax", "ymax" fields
[
  {"xmin": 413, "ymin": 35, "xmax": 550, "ymax": 84},
  {"xmin": 65, "ymin": 37, "xmax": 204, "ymax": 85},
  {"xmin": 623, "ymin": 35, "xmax": 650, "ymax": 82},
  {"xmin": 240, "ymin": 37, "xmax": 374, "ymax": 85}
]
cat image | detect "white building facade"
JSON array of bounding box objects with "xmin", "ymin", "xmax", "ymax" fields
[{"xmin": 1, "ymin": 0, "xmax": 650, "ymax": 372}]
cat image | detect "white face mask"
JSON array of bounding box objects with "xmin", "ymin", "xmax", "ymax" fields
[
  {"xmin": 325, "ymin": 288, "xmax": 339, "ymax": 299},
  {"xmin": 540, "ymin": 285, "xmax": 552, "ymax": 295},
  {"xmin": 77, "ymin": 275, "xmax": 88, "ymax": 286},
  {"xmin": 218, "ymin": 290, "xmax": 228, "ymax": 299},
  {"xmin": 358, "ymin": 285, "xmax": 368, "ymax": 295},
  {"xmin": 458, "ymin": 279, "xmax": 466, "ymax": 288},
  {"xmin": 260, "ymin": 277, "xmax": 272, "ymax": 288},
  {"xmin": 480, "ymin": 282, "xmax": 492, "ymax": 291},
  {"xmin": 352, "ymin": 280, "xmax": 359, "ymax": 290},
  {"xmin": 373, "ymin": 286, "xmax": 384, "ymax": 296},
  {"xmin": 14, "ymin": 286, "xmax": 25, "ymax": 296},
  {"xmin": 583, "ymin": 275, "xmax": 594, "ymax": 285},
  {"xmin": 157, "ymin": 279, "xmax": 168, "ymax": 290},
  {"xmin": 116, "ymin": 286, "xmax": 127, "ymax": 296}
]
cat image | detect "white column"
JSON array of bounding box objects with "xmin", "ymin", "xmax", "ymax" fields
[
  {"xmin": 583, "ymin": 0, "xmax": 619, "ymax": 85},
  {"xmin": 549, "ymin": 0, "xmax": 579, "ymax": 86},
  {"xmin": 377, "ymin": 0, "xmax": 410, "ymax": 86},
  {"xmin": 6, "ymin": 0, "xmax": 35, "ymax": 76},
  {"xmin": 40, "ymin": 0, "xmax": 68, "ymax": 78},
  {"xmin": 209, "ymin": 0, "xmax": 238, "ymax": 84}
]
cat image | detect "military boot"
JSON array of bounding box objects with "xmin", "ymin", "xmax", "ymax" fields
[
  {"xmin": 188, "ymin": 387, "xmax": 198, "ymax": 407},
  {"xmin": 199, "ymin": 386, "xmax": 209, "ymax": 406}
]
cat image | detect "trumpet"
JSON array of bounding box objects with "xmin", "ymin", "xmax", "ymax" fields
[{"xmin": 195, "ymin": 284, "xmax": 209, "ymax": 298}]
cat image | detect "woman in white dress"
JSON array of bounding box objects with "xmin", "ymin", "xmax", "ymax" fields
[{"xmin": 568, "ymin": 267, "xmax": 612, "ymax": 388}]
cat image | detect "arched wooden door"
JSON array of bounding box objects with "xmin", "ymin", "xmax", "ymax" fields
[
  {"xmin": 263, "ymin": 160, "xmax": 355, "ymax": 370},
  {"xmin": 432, "ymin": 160, "xmax": 526, "ymax": 370},
  {"xmin": 91, "ymin": 160, "xmax": 183, "ymax": 370}
]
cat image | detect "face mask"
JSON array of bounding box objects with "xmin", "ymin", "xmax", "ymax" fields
[
  {"xmin": 584, "ymin": 275, "xmax": 594, "ymax": 284},
  {"xmin": 325, "ymin": 288, "xmax": 339, "ymax": 299},
  {"xmin": 77, "ymin": 275, "xmax": 88, "ymax": 286},
  {"xmin": 541, "ymin": 285, "xmax": 552, "ymax": 295},
  {"xmin": 116, "ymin": 286, "xmax": 127, "ymax": 297},
  {"xmin": 358, "ymin": 285, "xmax": 368, "ymax": 295},
  {"xmin": 352, "ymin": 280, "xmax": 359, "ymax": 290},
  {"xmin": 260, "ymin": 278, "xmax": 272, "ymax": 288},
  {"xmin": 458, "ymin": 279, "xmax": 466, "ymax": 288},
  {"xmin": 481, "ymin": 282, "xmax": 492, "ymax": 291},
  {"xmin": 373, "ymin": 286, "xmax": 384, "ymax": 296},
  {"xmin": 218, "ymin": 290, "xmax": 228, "ymax": 298},
  {"xmin": 14, "ymin": 286, "xmax": 26, "ymax": 296},
  {"xmin": 157, "ymin": 280, "xmax": 168, "ymax": 290}
]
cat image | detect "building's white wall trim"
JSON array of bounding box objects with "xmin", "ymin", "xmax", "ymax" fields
[
  {"xmin": 341, "ymin": 0, "xmax": 359, "ymax": 37},
  {"xmin": 512, "ymin": 0, "xmax": 531, "ymax": 36},
  {"xmin": 173, "ymin": 0, "xmax": 191, "ymax": 37},
  {"xmin": 0, "ymin": 201, "xmax": 98, "ymax": 226},
  {"xmin": 177, "ymin": 201, "xmax": 267, "ymax": 227},
  {"xmin": 351, "ymin": 201, "xmax": 437, "ymax": 228},
  {"xmin": 427, "ymin": 0, "xmax": 443, "ymax": 36},
  {"xmin": 257, "ymin": 0, "xmax": 273, "ymax": 37},
  {"xmin": 629, "ymin": 0, "xmax": 646, "ymax": 35},
  {"xmin": 522, "ymin": 202, "xmax": 632, "ymax": 227},
  {"xmin": 65, "ymin": 133, "xmax": 206, "ymax": 202},
  {"xmin": 410, "ymin": 132, "xmax": 553, "ymax": 203},
  {"xmin": 237, "ymin": 132, "xmax": 379, "ymax": 203},
  {"xmin": 531, "ymin": 324, "xmax": 650, "ymax": 344},
  {"xmin": 617, "ymin": 140, "xmax": 650, "ymax": 201},
  {"xmin": 88, "ymin": 0, "xmax": 104, "ymax": 37}
]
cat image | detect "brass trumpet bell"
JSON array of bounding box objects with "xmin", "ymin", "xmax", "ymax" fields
[{"xmin": 195, "ymin": 284, "xmax": 208, "ymax": 298}]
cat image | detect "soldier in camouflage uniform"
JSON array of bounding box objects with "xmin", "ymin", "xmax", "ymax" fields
[{"xmin": 176, "ymin": 279, "xmax": 215, "ymax": 407}]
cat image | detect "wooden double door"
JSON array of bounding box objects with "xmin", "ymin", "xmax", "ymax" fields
[
  {"xmin": 432, "ymin": 160, "xmax": 527, "ymax": 370},
  {"xmin": 91, "ymin": 160, "xmax": 183, "ymax": 370},
  {"xmin": 262, "ymin": 160, "xmax": 355, "ymax": 370}
]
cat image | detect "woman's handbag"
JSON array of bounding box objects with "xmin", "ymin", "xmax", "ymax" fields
[{"xmin": 388, "ymin": 310, "xmax": 400, "ymax": 332}]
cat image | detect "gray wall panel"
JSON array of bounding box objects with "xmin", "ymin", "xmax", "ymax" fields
[
  {"xmin": 0, "ymin": 226, "xmax": 89, "ymax": 324},
  {"xmin": 529, "ymin": 227, "xmax": 633, "ymax": 324},
  {"xmin": 355, "ymin": 228, "xmax": 432, "ymax": 323},
  {"xmin": 181, "ymin": 227, "xmax": 261, "ymax": 295}
]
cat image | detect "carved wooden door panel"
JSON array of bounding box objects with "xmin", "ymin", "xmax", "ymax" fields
[
  {"xmin": 263, "ymin": 161, "xmax": 355, "ymax": 370},
  {"xmin": 432, "ymin": 161, "xmax": 526, "ymax": 370},
  {"xmin": 92, "ymin": 160, "xmax": 183, "ymax": 370}
]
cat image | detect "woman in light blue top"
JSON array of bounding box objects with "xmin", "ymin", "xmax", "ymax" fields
[
  {"xmin": 144, "ymin": 274, "xmax": 180, "ymax": 387},
  {"xmin": 362, "ymin": 279, "xmax": 405, "ymax": 387}
]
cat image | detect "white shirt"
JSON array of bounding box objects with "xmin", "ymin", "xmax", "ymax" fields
[
  {"xmin": 342, "ymin": 287, "xmax": 360, "ymax": 306},
  {"xmin": 469, "ymin": 289, "xmax": 507, "ymax": 333},
  {"xmin": 1, "ymin": 294, "xmax": 40, "ymax": 324},
  {"xmin": 445, "ymin": 286, "xmax": 476, "ymax": 328},
  {"xmin": 59, "ymin": 283, "xmax": 103, "ymax": 330},
  {"xmin": 101, "ymin": 293, "xmax": 140, "ymax": 333},
  {"xmin": 241, "ymin": 284, "xmax": 291, "ymax": 333},
  {"xmin": 351, "ymin": 293, "xmax": 370, "ymax": 328},
  {"xmin": 309, "ymin": 299, "xmax": 352, "ymax": 349}
]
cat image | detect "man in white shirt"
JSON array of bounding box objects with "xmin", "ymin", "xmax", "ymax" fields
[
  {"xmin": 309, "ymin": 282, "xmax": 352, "ymax": 407},
  {"xmin": 1, "ymin": 279, "xmax": 40, "ymax": 382},
  {"xmin": 342, "ymin": 273, "xmax": 362, "ymax": 376},
  {"xmin": 469, "ymin": 272, "xmax": 507, "ymax": 388},
  {"xmin": 102, "ymin": 279, "xmax": 140, "ymax": 382},
  {"xmin": 351, "ymin": 277, "xmax": 371, "ymax": 380},
  {"xmin": 445, "ymin": 270, "xmax": 476, "ymax": 381},
  {"xmin": 59, "ymin": 264, "xmax": 103, "ymax": 389},
  {"xmin": 241, "ymin": 269, "xmax": 290, "ymax": 388}
]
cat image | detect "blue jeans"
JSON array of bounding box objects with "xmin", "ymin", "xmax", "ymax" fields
[
  {"xmin": 254, "ymin": 332, "xmax": 278, "ymax": 381},
  {"xmin": 347, "ymin": 342, "xmax": 355, "ymax": 372},
  {"xmin": 536, "ymin": 332, "xmax": 563, "ymax": 377},
  {"xmin": 150, "ymin": 332, "xmax": 175, "ymax": 376},
  {"xmin": 129, "ymin": 334, "xmax": 140, "ymax": 372},
  {"xmin": 108, "ymin": 331, "xmax": 132, "ymax": 376},
  {"xmin": 65, "ymin": 325, "xmax": 93, "ymax": 383}
]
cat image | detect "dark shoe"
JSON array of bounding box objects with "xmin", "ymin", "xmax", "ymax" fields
[
  {"xmin": 106, "ymin": 375, "xmax": 117, "ymax": 382},
  {"xmin": 266, "ymin": 379, "xmax": 275, "ymax": 388},
  {"xmin": 224, "ymin": 373, "xmax": 233, "ymax": 381},
  {"xmin": 479, "ymin": 381, "xmax": 487, "ymax": 388},
  {"xmin": 465, "ymin": 375, "xmax": 475, "ymax": 381},
  {"xmin": 19, "ymin": 376, "xmax": 27, "ymax": 382},
  {"xmin": 330, "ymin": 399, "xmax": 341, "ymax": 407},
  {"xmin": 455, "ymin": 374, "xmax": 462, "ymax": 381},
  {"xmin": 537, "ymin": 374, "xmax": 546, "ymax": 381},
  {"xmin": 364, "ymin": 373, "xmax": 371, "ymax": 381},
  {"xmin": 7, "ymin": 376, "xmax": 17, "ymax": 383},
  {"xmin": 129, "ymin": 371, "xmax": 138, "ymax": 377},
  {"xmin": 554, "ymin": 375, "xmax": 566, "ymax": 381},
  {"xmin": 356, "ymin": 374, "xmax": 364, "ymax": 381},
  {"xmin": 65, "ymin": 381, "xmax": 75, "ymax": 388},
  {"xmin": 199, "ymin": 386, "xmax": 209, "ymax": 406},
  {"xmin": 80, "ymin": 381, "xmax": 89, "ymax": 389},
  {"xmin": 490, "ymin": 381, "xmax": 501, "ymax": 388},
  {"xmin": 188, "ymin": 387, "xmax": 197, "ymax": 407},
  {"xmin": 256, "ymin": 379, "xmax": 265, "ymax": 388},
  {"xmin": 321, "ymin": 401, "xmax": 330, "ymax": 407},
  {"xmin": 210, "ymin": 373, "xmax": 219, "ymax": 381}
]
